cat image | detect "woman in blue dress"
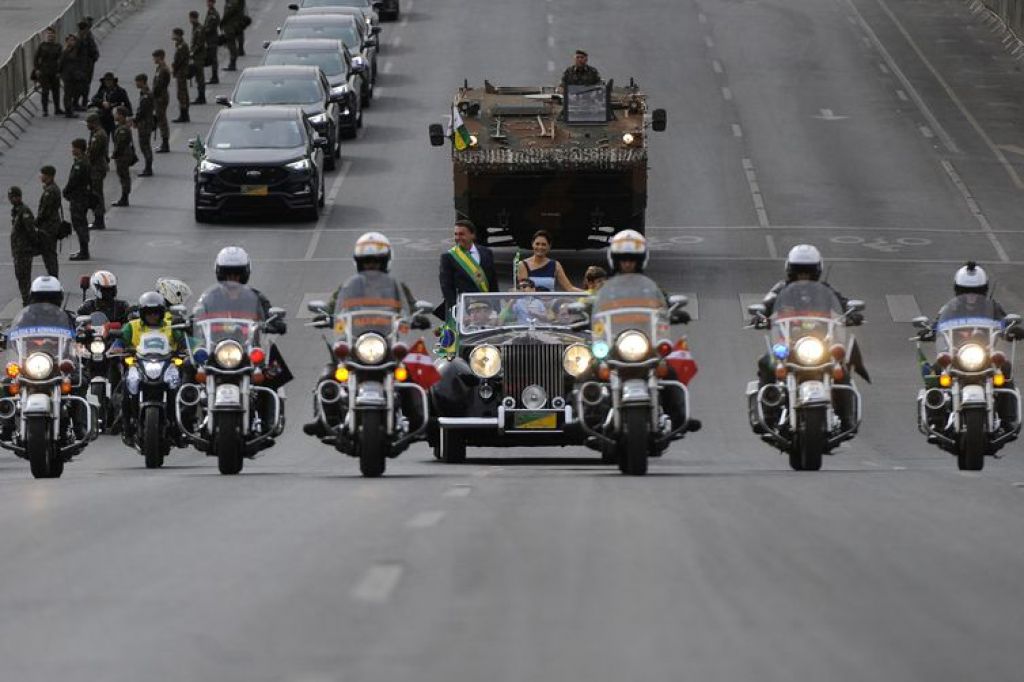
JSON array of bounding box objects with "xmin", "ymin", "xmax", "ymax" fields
[{"xmin": 515, "ymin": 230, "xmax": 583, "ymax": 292}]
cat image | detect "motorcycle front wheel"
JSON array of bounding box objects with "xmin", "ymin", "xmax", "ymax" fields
[
  {"xmin": 357, "ymin": 410, "xmax": 387, "ymax": 477},
  {"xmin": 619, "ymin": 406, "xmax": 649, "ymax": 476},
  {"xmin": 142, "ymin": 405, "xmax": 165, "ymax": 469},
  {"xmin": 214, "ymin": 412, "xmax": 244, "ymax": 475},
  {"xmin": 791, "ymin": 407, "xmax": 825, "ymax": 471},
  {"xmin": 27, "ymin": 417, "xmax": 62, "ymax": 479},
  {"xmin": 958, "ymin": 409, "xmax": 986, "ymax": 471}
]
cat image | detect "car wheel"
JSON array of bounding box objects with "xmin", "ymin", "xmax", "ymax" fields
[
  {"xmin": 357, "ymin": 106, "xmax": 363, "ymax": 129},
  {"xmin": 318, "ymin": 176, "xmax": 325, "ymax": 208},
  {"xmin": 194, "ymin": 205, "xmax": 214, "ymax": 223},
  {"xmin": 361, "ymin": 83, "xmax": 371, "ymax": 108},
  {"xmin": 334, "ymin": 125, "xmax": 342, "ymax": 156}
]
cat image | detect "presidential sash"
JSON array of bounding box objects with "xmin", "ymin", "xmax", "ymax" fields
[{"xmin": 449, "ymin": 246, "xmax": 489, "ymax": 293}]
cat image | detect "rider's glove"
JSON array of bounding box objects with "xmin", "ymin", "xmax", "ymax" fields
[
  {"xmin": 847, "ymin": 312, "xmax": 865, "ymax": 326},
  {"xmin": 670, "ymin": 310, "xmax": 691, "ymax": 325}
]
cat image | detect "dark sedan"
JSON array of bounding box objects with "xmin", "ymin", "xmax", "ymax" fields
[
  {"xmin": 192, "ymin": 106, "xmax": 327, "ymax": 223},
  {"xmin": 277, "ymin": 14, "xmax": 378, "ymax": 105}
]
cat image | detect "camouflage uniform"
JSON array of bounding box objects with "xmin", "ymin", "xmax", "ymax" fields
[
  {"xmin": 111, "ymin": 120, "xmax": 137, "ymax": 204},
  {"xmin": 204, "ymin": 5, "xmax": 221, "ymax": 83},
  {"xmin": 86, "ymin": 126, "xmax": 109, "ymax": 228},
  {"xmin": 190, "ymin": 21, "xmax": 208, "ymax": 103},
  {"xmin": 153, "ymin": 62, "xmax": 171, "ymax": 147},
  {"xmin": 135, "ymin": 86, "xmax": 155, "ymax": 172},
  {"xmin": 78, "ymin": 28, "xmax": 99, "ymax": 108},
  {"xmin": 172, "ymin": 38, "xmax": 191, "ymax": 119},
  {"xmin": 33, "ymin": 40, "xmax": 63, "ymax": 115},
  {"xmin": 561, "ymin": 64, "xmax": 601, "ymax": 87},
  {"xmin": 220, "ymin": 0, "xmax": 245, "ymax": 69},
  {"xmin": 59, "ymin": 42, "xmax": 86, "ymax": 116},
  {"xmin": 35, "ymin": 183, "xmax": 61, "ymax": 279},
  {"xmin": 9, "ymin": 192, "xmax": 37, "ymax": 304},
  {"xmin": 63, "ymin": 157, "xmax": 92, "ymax": 256}
]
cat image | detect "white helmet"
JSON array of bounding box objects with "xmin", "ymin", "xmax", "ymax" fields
[
  {"xmin": 90, "ymin": 270, "xmax": 117, "ymax": 299},
  {"xmin": 156, "ymin": 277, "xmax": 193, "ymax": 306},
  {"xmin": 954, "ymin": 261, "xmax": 988, "ymax": 294},
  {"xmin": 215, "ymin": 246, "xmax": 251, "ymax": 284},
  {"xmin": 29, "ymin": 275, "xmax": 64, "ymax": 306},
  {"xmin": 785, "ymin": 244, "xmax": 823, "ymax": 281},
  {"xmin": 353, "ymin": 231, "xmax": 393, "ymax": 272},
  {"xmin": 606, "ymin": 229, "xmax": 649, "ymax": 273}
]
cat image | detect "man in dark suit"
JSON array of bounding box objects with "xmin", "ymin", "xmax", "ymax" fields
[{"xmin": 437, "ymin": 219, "xmax": 499, "ymax": 319}]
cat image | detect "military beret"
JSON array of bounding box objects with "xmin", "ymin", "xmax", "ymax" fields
[
  {"xmin": 101, "ymin": 71, "xmax": 115, "ymax": 81},
  {"xmin": 86, "ymin": 112, "xmax": 101, "ymax": 123},
  {"xmin": 39, "ymin": 166, "xmax": 56, "ymax": 177},
  {"xmin": 7, "ymin": 186, "xmax": 22, "ymax": 198},
  {"xmin": 575, "ymin": 49, "xmax": 588, "ymax": 57}
]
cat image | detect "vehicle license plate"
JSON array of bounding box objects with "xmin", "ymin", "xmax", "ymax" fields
[
  {"xmin": 241, "ymin": 185, "xmax": 269, "ymax": 196},
  {"xmin": 512, "ymin": 411, "xmax": 558, "ymax": 430}
]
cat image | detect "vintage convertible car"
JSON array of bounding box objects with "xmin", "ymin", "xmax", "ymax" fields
[{"xmin": 430, "ymin": 291, "xmax": 597, "ymax": 462}]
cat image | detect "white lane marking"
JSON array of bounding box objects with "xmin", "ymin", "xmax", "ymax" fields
[
  {"xmin": 895, "ymin": 89, "xmax": 909, "ymax": 101},
  {"xmin": 939, "ymin": 159, "xmax": 1009, "ymax": 262},
  {"xmin": 547, "ymin": 35, "xmax": 555, "ymax": 48},
  {"xmin": 764, "ymin": 234, "xmax": 779, "ymax": 259},
  {"xmin": 304, "ymin": 160, "xmax": 352, "ymax": 261},
  {"xmin": 704, "ymin": 35, "xmax": 715, "ymax": 48},
  {"xmin": 841, "ymin": 0, "xmax": 959, "ymax": 154},
  {"xmin": 407, "ymin": 510, "xmax": 446, "ymax": 529},
  {"xmin": 815, "ymin": 108, "xmax": 849, "ymax": 121},
  {"xmin": 546, "ymin": 14, "xmax": 554, "ymax": 24},
  {"xmin": 886, "ymin": 294, "xmax": 922, "ymax": 322},
  {"xmin": 712, "ymin": 59, "xmax": 723, "ymax": 74},
  {"xmin": 698, "ymin": 13, "xmax": 707, "ymax": 24},
  {"xmin": 443, "ymin": 485, "xmax": 472, "ymax": 498},
  {"xmin": 893, "ymin": 466, "xmax": 907, "ymax": 471},
  {"xmin": 400, "ymin": 17, "xmax": 408, "ymax": 27},
  {"xmin": 732, "ymin": 123, "xmax": 743, "ymax": 138},
  {"xmin": 867, "ymin": 0, "xmax": 1023, "ymax": 188},
  {"xmin": 297, "ymin": 292, "xmax": 331, "ymax": 319},
  {"xmin": 547, "ymin": 60, "xmax": 555, "ymax": 72},
  {"xmin": 741, "ymin": 158, "xmax": 770, "ymax": 228},
  {"xmin": 1012, "ymin": 482, "xmax": 1024, "ymax": 487},
  {"xmin": 392, "ymin": 35, "xmax": 402, "ymax": 47},
  {"xmin": 919, "ymin": 125, "xmax": 934, "ymax": 139},
  {"xmin": 739, "ymin": 293, "xmax": 764, "ymax": 320},
  {"xmin": 878, "ymin": 62, "xmax": 890, "ymax": 74},
  {"xmin": 862, "ymin": 460, "xmax": 882, "ymax": 468},
  {"xmin": 351, "ymin": 563, "xmax": 403, "ymax": 603},
  {"xmin": 721, "ymin": 86, "xmax": 733, "ymax": 101},
  {"xmin": 383, "ymin": 61, "xmax": 394, "ymax": 74}
]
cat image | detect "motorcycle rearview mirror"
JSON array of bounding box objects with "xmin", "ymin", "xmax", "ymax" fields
[
  {"xmin": 566, "ymin": 302, "xmax": 588, "ymax": 315},
  {"xmin": 846, "ymin": 299, "xmax": 865, "ymax": 313},
  {"xmin": 262, "ymin": 40, "xmax": 271, "ymax": 49},
  {"xmin": 1004, "ymin": 313, "xmax": 1022, "ymax": 327},
  {"xmin": 747, "ymin": 303, "xmax": 766, "ymax": 317},
  {"xmin": 414, "ymin": 299, "xmax": 434, "ymax": 313},
  {"xmin": 911, "ymin": 316, "xmax": 930, "ymax": 329},
  {"xmin": 268, "ymin": 307, "xmax": 286, "ymax": 320},
  {"xmin": 287, "ymin": 2, "xmax": 298, "ymax": 9},
  {"xmin": 668, "ymin": 294, "xmax": 688, "ymax": 308},
  {"xmin": 307, "ymin": 299, "xmax": 328, "ymax": 315},
  {"xmin": 215, "ymin": 95, "xmax": 231, "ymax": 107},
  {"xmin": 169, "ymin": 304, "xmax": 187, "ymax": 318},
  {"xmin": 75, "ymin": 315, "xmax": 91, "ymax": 327},
  {"xmin": 651, "ymin": 108, "xmax": 667, "ymax": 132},
  {"xmin": 428, "ymin": 123, "xmax": 446, "ymax": 147},
  {"xmin": 78, "ymin": 275, "xmax": 90, "ymax": 290}
]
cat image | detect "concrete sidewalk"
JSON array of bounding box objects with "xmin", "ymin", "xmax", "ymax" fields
[{"xmin": 0, "ymin": 0, "xmax": 75, "ymax": 63}]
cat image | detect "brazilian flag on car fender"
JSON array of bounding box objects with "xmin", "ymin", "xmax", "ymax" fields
[{"xmin": 452, "ymin": 105, "xmax": 471, "ymax": 152}]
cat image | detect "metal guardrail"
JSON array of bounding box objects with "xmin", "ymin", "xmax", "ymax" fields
[
  {"xmin": 979, "ymin": 0, "xmax": 1024, "ymax": 35},
  {"xmin": 0, "ymin": 0, "xmax": 138, "ymax": 150}
]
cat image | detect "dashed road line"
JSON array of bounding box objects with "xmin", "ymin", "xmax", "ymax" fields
[
  {"xmin": 704, "ymin": 35, "xmax": 715, "ymax": 48},
  {"xmin": 547, "ymin": 60, "xmax": 555, "ymax": 72},
  {"xmin": 383, "ymin": 60, "xmax": 394, "ymax": 74},
  {"xmin": 712, "ymin": 59, "xmax": 723, "ymax": 74},
  {"xmin": 721, "ymin": 86, "xmax": 733, "ymax": 101},
  {"xmin": 885, "ymin": 294, "xmax": 922, "ymax": 322},
  {"xmin": 732, "ymin": 123, "xmax": 743, "ymax": 138},
  {"xmin": 698, "ymin": 12, "xmax": 707, "ymax": 24},
  {"xmin": 547, "ymin": 35, "xmax": 555, "ymax": 48},
  {"xmin": 940, "ymin": 159, "xmax": 1009, "ymax": 262},
  {"xmin": 878, "ymin": 62, "xmax": 890, "ymax": 74},
  {"xmin": 351, "ymin": 563, "xmax": 404, "ymax": 603},
  {"xmin": 741, "ymin": 157, "xmax": 770, "ymax": 229},
  {"xmin": 546, "ymin": 13, "xmax": 553, "ymax": 24},
  {"xmin": 407, "ymin": 511, "xmax": 446, "ymax": 529},
  {"xmin": 304, "ymin": 160, "xmax": 352, "ymax": 261},
  {"xmin": 392, "ymin": 35, "xmax": 402, "ymax": 47},
  {"xmin": 895, "ymin": 89, "xmax": 909, "ymax": 101},
  {"xmin": 919, "ymin": 125, "xmax": 934, "ymax": 139},
  {"xmin": 443, "ymin": 485, "xmax": 472, "ymax": 498}
]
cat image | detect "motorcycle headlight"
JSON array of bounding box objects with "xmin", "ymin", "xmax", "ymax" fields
[
  {"xmin": 286, "ymin": 158, "xmax": 312, "ymax": 172},
  {"xmin": 615, "ymin": 331, "xmax": 650, "ymax": 362},
  {"xmin": 89, "ymin": 339, "xmax": 106, "ymax": 355},
  {"xmin": 24, "ymin": 353, "xmax": 54, "ymax": 380},
  {"xmin": 957, "ymin": 344, "xmax": 987, "ymax": 371},
  {"xmin": 793, "ymin": 337, "xmax": 827, "ymax": 366},
  {"xmin": 214, "ymin": 340, "xmax": 244, "ymax": 369},
  {"xmin": 307, "ymin": 113, "xmax": 329, "ymax": 125},
  {"xmin": 354, "ymin": 333, "xmax": 387, "ymax": 364},
  {"xmin": 199, "ymin": 159, "xmax": 222, "ymax": 173},
  {"xmin": 143, "ymin": 360, "xmax": 163, "ymax": 380},
  {"xmin": 469, "ymin": 345, "xmax": 501, "ymax": 378},
  {"xmin": 562, "ymin": 344, "xmax": 593, "ymax": 377}
]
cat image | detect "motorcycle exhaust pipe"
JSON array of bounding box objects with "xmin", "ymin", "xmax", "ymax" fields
[
  {"xmin": 924, "ymin": 388, "xmax": 948, "ymax": 411},
  {"xmin": 0, "ymin": 398, "xmax": 16, "ymax": 421},
  {"xmin": 580, "ymin": 382, "xmax": 605, "ymax": 406},
  {"xmin": 761, "ymin": 384, "xmax": 785, "ymax": 408},
  {"xmin": 178, "ymin": 384, "xmax": 202, "ymax": 407},
  {"xmin": 318, "ymin": 380, "xmax": 344, "ymax": 405}
]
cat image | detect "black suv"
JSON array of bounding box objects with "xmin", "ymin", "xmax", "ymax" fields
[
  {"xmin": 217, "ymin": 65, "xmax": 342, "ymax": 170},
  {"xmin": 276, "ymin": 13, "xmax": 378, "ymax": 105},
  {"xmin": 261, "ymin": 39, "xmax": 365, "ymax": 139},
  {"xmin": 193, "ymin": 106, "xmax": 327, "ymax": 222}
]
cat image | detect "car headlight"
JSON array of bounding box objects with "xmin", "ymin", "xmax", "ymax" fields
[
  {"xmin": 469, "ymin": 344, "xmax": 501, "ymax": 378},
  {"xmin": 199, "ymin": 159, "xmax": 222, "ymax": 173},
  {"xmin": 286, "ymin": 158, "xmax": 312, "ymax": 172},
  {"xmin": 615, "ymin": 331, "xmax": 650, "ymax": 362},
  {"xmin": 562, "ymin": 344, "xmax": 593, "ymax": 377},
  {"xmin": 307, "ymin": 113, "xmax": 329, "ymax": 125},
  {"xmin": 214, "ymin": 340, "xmax": 244, "ymax": 369},
  {"xmin": 354, "ymin": 333, "xmax": 387, "ymax": 364},
  {"xmin": 957, "ymin": 344, "xmax": 987, "ymax": 371},
  {"xmin": 89, "ymin": 339, "xmax": 106, "ymax": 355},
  {"xmin": 793, "ymin": 337, "xmax": 827, "ymax": 366},
  {"xmin": 24, "ymin": 352, "xmax": 54, "ymax": 380},
  {"xmin": 331, "ymin": 84, "xmax": 349, "ymax": 97},
  {"xmin": 143, "ymin": 360, "xmax": 163, "ymax": 380}
]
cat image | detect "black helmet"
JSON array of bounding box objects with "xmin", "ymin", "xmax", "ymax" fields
[
  {"xmin": 29, "ymin": 276, "xmax": 64, "ymax": 306},
  {"xmin": 215, "ymin": 246, "xmax": 251, "ymax": 284},
  {"xmin": 138, "ymin": 291, "xmax": 166, "ymax": 323}
]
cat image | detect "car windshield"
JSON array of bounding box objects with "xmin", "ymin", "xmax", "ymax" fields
[
  {"xmin": 234, "ymin": 76, "xmax": 322, "ymax": 105},
  {"xmin": 280, "ymin": 22, "xmax": 361, "ymax": 48},
  {"xmin": 208, "ymin": 118, "xmax": 304, "ymax": 149},
  {"xmin": 459, "ymin": 293, "xmax": 586, "ymax": 333},
  {"xmin": 264, "ymin": 50, "xmax": 344, "ymax": 77}
]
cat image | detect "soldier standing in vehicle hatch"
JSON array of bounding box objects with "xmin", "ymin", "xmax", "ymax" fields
[{"xmin": 561, "ymin": 49, "xmax": 601, "ymax": 87}]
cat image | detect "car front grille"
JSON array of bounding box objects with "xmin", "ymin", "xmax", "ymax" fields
[
  {"xmin": 500, "ymin": 344, "xmax": 565, "ymax": 408},
  {"xmin": 219, "ymin": 166, "xmax": 289, "ymax": 186}
]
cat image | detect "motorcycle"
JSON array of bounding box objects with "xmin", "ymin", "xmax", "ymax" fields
[
  {"xmin": 574, "ymin": 273, "xmax": 696, "ymax": 476},
  {"xmin": 175, "ymin": 282, "xmax": 286, "ymax": 475},
  {"xmin": 77, "ymin": 311, "xmax": 123, "ymax": 433},
  {"xmin": 911, "ymin": 296, "xmax": 1022, "ymax": 471},
  {"xmin": 123, "ymin": 330, "xmax": 186, "ymax": 469},
  {"xmin": 0, "ymin": 303, "xmax": 96, "ymax": 478},
  {"xmin": 305, "ymin": 271, "xmax": 432, "ymax": 477},
  {"xmin": 746, "ymin": 281, "xmax": 865, "ymax": 471}
]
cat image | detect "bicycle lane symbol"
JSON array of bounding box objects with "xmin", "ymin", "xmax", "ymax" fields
[{"xmin": 829, "ymin": 236, "xmax": 931, "ymax": 253}]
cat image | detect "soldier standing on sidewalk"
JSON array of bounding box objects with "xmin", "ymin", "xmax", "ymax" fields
[
  {"xmin": 59, "ymin": 34, "xmax": 84, "ymax": 118},
  {"xmin": 35, "ymin": 167, "xmax": 61, "ymax": 279},
  {"xmin": 134, "ymin": 74, "xmax": 155, "ymax": 176},
  {"xmin": 64, "ymin": 140, "xmax": 92, "ymax": 261},
  {"xmin": 171, "ymin": 28, "xmax": 191, "ymax": 123},
  {"xmin": 152, "ymin": 50, "xmax": 171, "ymax": 152},
  {"xmin": 8, "ymin": 187, "xmax": 38, "ymax": 305},
  {"xmin": 189, "ymin": 11, "xmax": 208, "ymax": 105},
  {"xmin": 111, "ymin": 107, "xmax": 137, "ymax": 207},
  {"xmin": 77, "ymin": 20, "xmax": 99, "ymax": 109},
  {"xmin": 221, "ymin": 0, "xmax": 244, "ymax": 71},
  {"xmin": 205, "ymin": 0, "xmax": 221, "ymax": 84},
  {"xmin": 86, "ymin": 113, "xmax": 109, "ymax": 230},
  {"xmin": 33, "ymin": 27, "xmax": 63, "ymax": 117}
]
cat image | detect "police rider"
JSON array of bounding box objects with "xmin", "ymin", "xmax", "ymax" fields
[{"xmin": 213, "ymin": 246, "xmax": 286, "ymax": 335}]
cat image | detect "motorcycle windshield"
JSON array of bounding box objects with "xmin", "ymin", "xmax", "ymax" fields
[
  {"xmin": 936, "ymin": 294, "xmax": 1001, "ymax": 352},
  {"xmin": 7, "ymin": 303, "xmax": 73, "ymax": 361},
  {"xmin": 193, "ymin": 283, "xmax": 264, "ymax": 349},
  {"xmin": 770, "ymin": 282, "xmax": 845, "ymax": 347},
  {"xmin": 591, "ymin": 274, "xmax": 666, "ymax": 337},
  {"xmin": 333, "ymin": 272, "xmax": 402, "ymax": 338},
  {"xmin": 137, "ymin": 331, "xmax": 172, "ymax": 358}
]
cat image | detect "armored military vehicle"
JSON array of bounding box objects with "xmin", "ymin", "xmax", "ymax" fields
[{"xmin": 428, "ymin": 80, "xmax": 666, "ymax": 249}]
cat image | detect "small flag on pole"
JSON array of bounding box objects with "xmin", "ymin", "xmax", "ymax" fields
[{"xmin": 452, "ymin": 105, "xmax": 471, "ymax": 151}]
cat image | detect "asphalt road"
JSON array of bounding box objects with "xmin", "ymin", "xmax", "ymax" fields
[{"xmin": 2, "ymin": 0, "xmax": 1024, "ymax": 680}]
